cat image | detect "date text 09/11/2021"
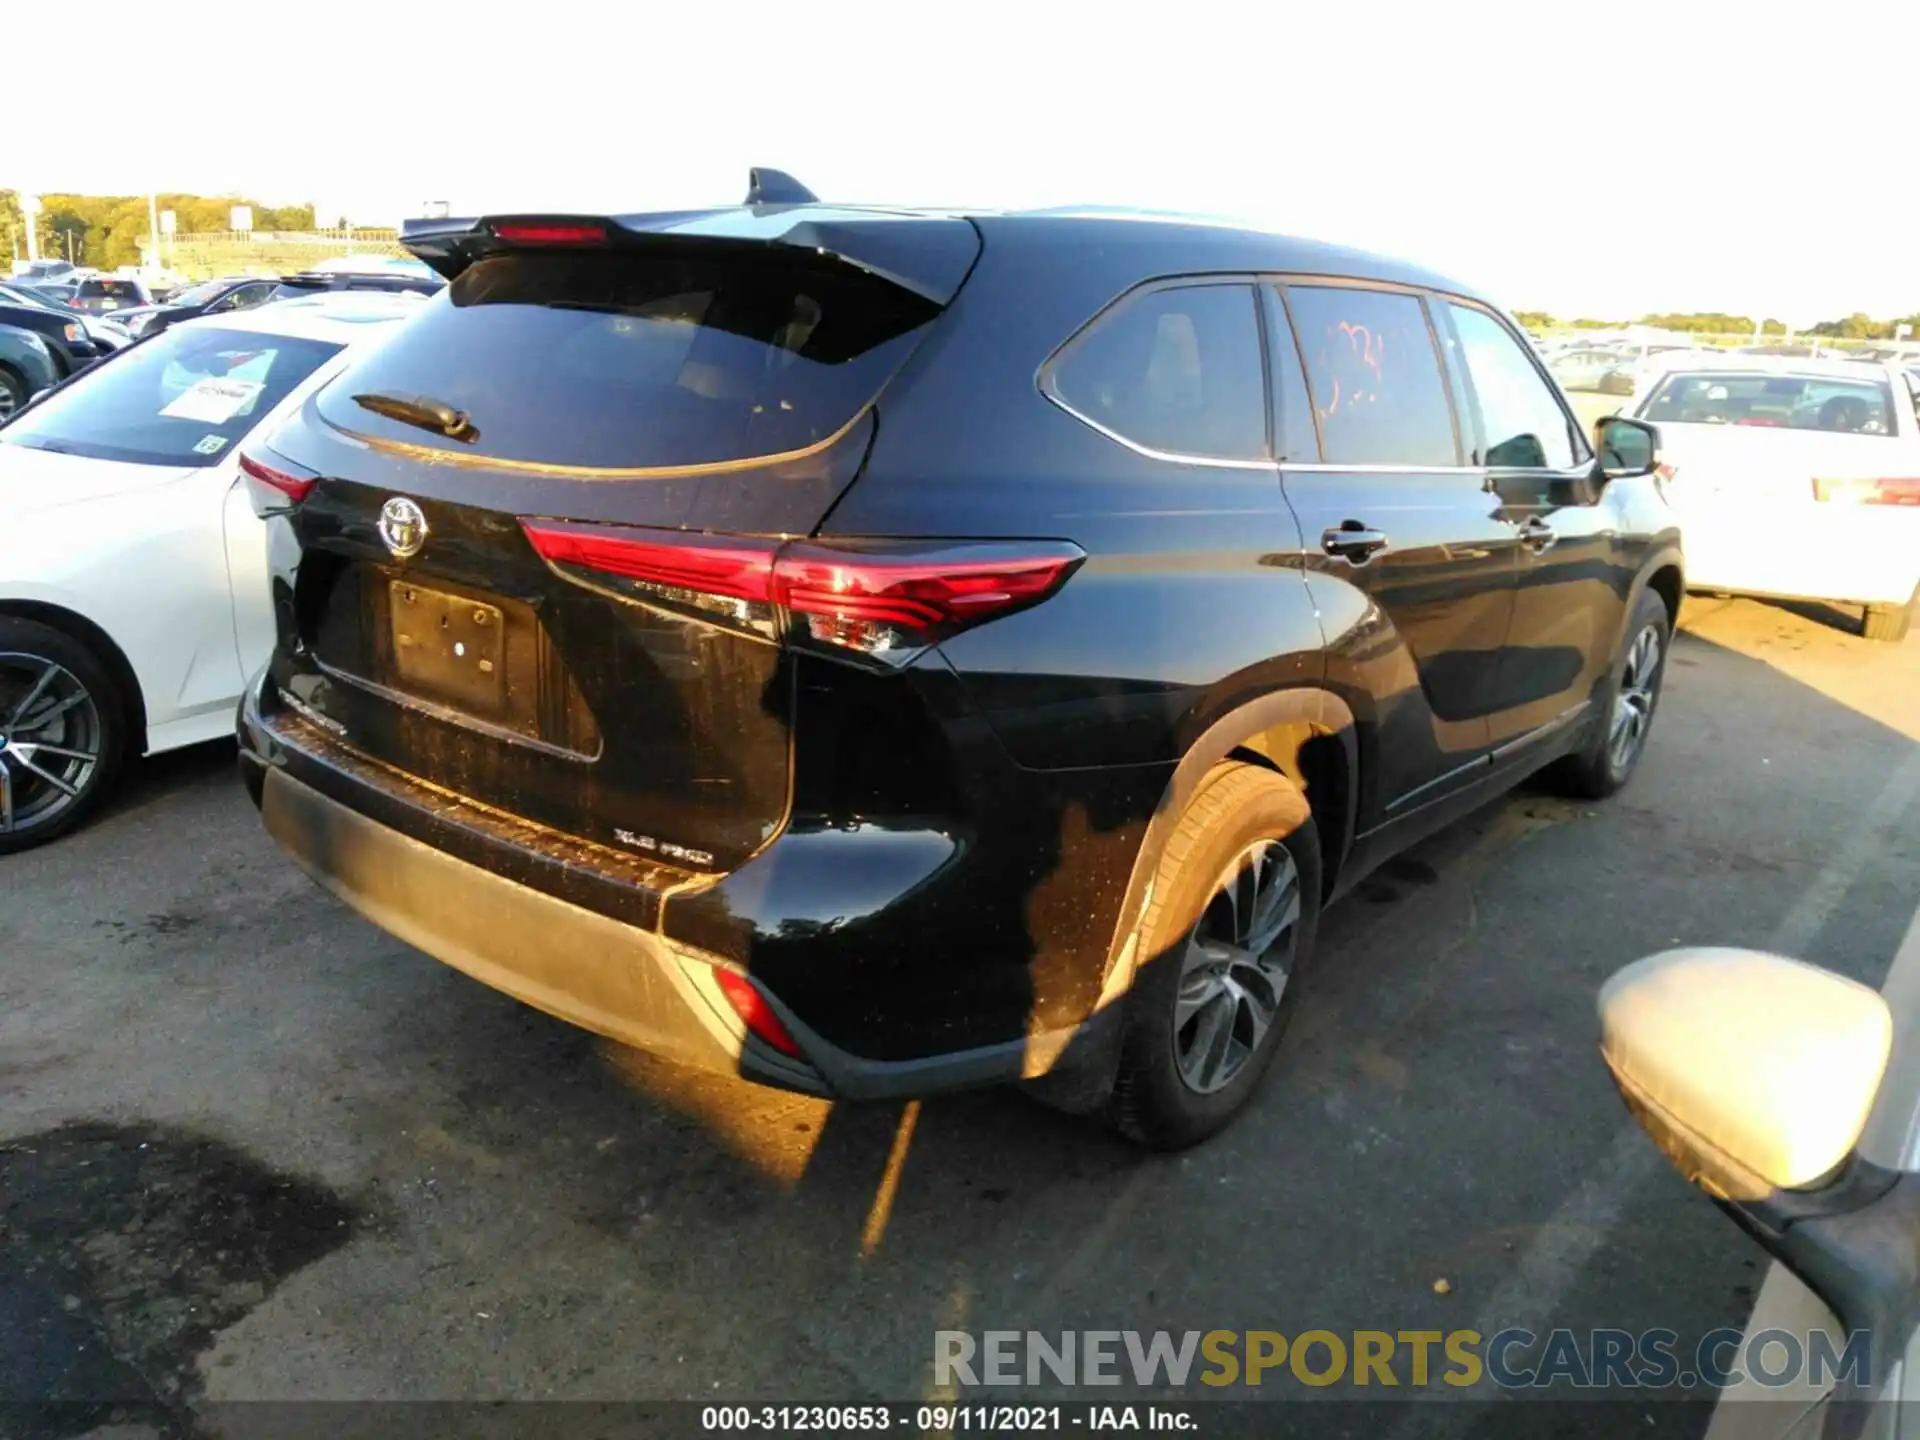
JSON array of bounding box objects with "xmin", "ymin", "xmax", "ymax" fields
[{"xmin": 700, "ymin": 1404, "xmax": 1196, "ymax": 1432}]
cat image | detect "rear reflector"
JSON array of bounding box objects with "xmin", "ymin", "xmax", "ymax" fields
[
  {"xmin": 490, "ymin": 223, "xmax": 607, "ymax": 246},
  {"xmin": 713, "ymin": 970, "xmax": 802, "ymax": 1058},
  {"xmin": 521, "ymin": 520, "xmax": 1085, "ymax": 658},
  {"xmin": 1812, "ymin": 478, "xmax": 1920, "ymax": 506},
  {"xmin": 239, "ymin": 450, "xmax": 318, "ymax": 506}
]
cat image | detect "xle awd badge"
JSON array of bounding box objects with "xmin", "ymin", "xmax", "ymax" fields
[{"xmin": 378, "ymin": 497, "xmax": 429, "ymax": 560}]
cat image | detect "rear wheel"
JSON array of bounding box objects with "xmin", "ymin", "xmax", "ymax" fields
[
  {"xmin": 1550, "ymin": 586, "xmax": 1671, "ymax": 800},
  {"xmin": 1862, "ymin": 588, "xmax": 1915, "ymax": 644},
  {"xmin": 0, "ymin": 619, "xmax": 127, "ymax": 854},
  {"xmin": 0, "ymin": 364, "xmax": 27, "ymax": 422},
  {"xmin": 1106, "ymin": 763, "xmax": 1321, "ymax": 1150}
]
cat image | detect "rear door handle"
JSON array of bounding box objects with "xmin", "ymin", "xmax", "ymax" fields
[
  {"xmin": 1516, "ymin": 517, "xmax": 1557, "ymax": 554},
  {"xmin": 1322, "ymin": 523, "xmax": 1389, "ymax": 564}
]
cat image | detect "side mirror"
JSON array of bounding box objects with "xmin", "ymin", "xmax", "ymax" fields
[
  {"xmin": 1601, "ymin": 949, "xmax": 1890, "ymax": 1201},
  {"xmin": 1601, "ymin": 948, "xmax": 1920, "ymax": 1391},
  {"xmin": 1593, "ymin": 415, "xmax": 1660, "ymax": 481}
]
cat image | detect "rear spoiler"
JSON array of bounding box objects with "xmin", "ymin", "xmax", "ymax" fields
[{"xmin": 401, "ymin": 206, "xmax": 981, "ymax": 306}]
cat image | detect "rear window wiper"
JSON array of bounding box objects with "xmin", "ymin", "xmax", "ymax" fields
[{"xmin": 352, "ymin": 391, "xmax": 478, "ymax": 443}]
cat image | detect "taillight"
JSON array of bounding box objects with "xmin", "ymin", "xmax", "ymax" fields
[
  {"xmin": 713, "ymin": 970, "xmax": 802, "ymax": 1058},
  {"xmin": 1812, "ymin": 478, "xmax": 1920, "ymax": 506},
  {"xmin": 773, "ymin": 541, "xmax": 1086, "ymax": 655},
  {"xmin": 239, "ymin": 450, "xmax": 319, "ymax": 510},
  {"xmin": 490, "ymin": 222, "xmax": 607, "ymax": 246},
  {"xmin": 520, "ymin": 519, "xmax": 779, "ymax": 634},
  {"xmin": 520, "ymin": 520, "xmax": 1084, "ymax": 659}
]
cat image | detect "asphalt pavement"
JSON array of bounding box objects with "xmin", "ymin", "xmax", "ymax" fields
[{"xmin": 4, "ymin": 595, "xmax": 1918, "ymax": 1439}]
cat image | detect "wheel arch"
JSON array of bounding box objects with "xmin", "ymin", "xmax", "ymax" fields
[
  {"xmin": 1644, "ymin": 553, "xmax": 1684, "ymax": 631},
  {"xmin": 1099, "ymin": 686, "xmax": 1357, "ymax": 998},
  {"xmin": 0, "ymin": 599, "xmax": 148, "ymax": 754}
]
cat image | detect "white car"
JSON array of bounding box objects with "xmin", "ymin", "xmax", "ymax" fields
[
  {"xmin": 1628, "ymin": 355, "xmax": 1920, "ymax": 640},
  {"xmin": 0, "ymin": 293, "xmax": 421, "ymax": 852}
]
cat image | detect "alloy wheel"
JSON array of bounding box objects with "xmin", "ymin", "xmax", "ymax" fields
[
  {"xmin": 1171, "ymin": 838, "xmax": 1302, "ymax": 1094},
  {"xmin": 1609, "ymin": 623, "xmax": 1662, "ymax": 773},
  {"xmin": 0, "ymin": 653, "xmax": 104, "ymax": 839}
]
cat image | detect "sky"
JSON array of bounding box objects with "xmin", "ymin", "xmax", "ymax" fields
[{"xmin": 10, "ymin": 0, "xmax": 1917, "ymax": 324}]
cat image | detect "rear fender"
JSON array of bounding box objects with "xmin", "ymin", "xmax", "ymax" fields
[{"xmin": 1096, "ymin": 686, "xmax": 1358, "ymax": 1006}]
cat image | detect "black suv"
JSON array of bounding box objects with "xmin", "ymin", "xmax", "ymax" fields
[{"xmin": 238, "ymin": 174, "xmax": 1681, "ymax": 1147}]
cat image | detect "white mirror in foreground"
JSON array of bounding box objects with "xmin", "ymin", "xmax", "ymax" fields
[{"xmin": 1600, "ymin": 948, "xmax": 1893, "ymax": 1201}]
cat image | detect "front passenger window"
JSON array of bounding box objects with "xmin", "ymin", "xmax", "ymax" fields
[
  {"xmin": 1047, "ymin": 284, "xmax": 1268, "ymax": 461},
  {"xmin": 1447, "ymin": 304, "xmax": 1579, "ymax": 468}
]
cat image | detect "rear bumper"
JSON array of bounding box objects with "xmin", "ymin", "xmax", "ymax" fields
[{"xmin": 238, "ymin": 677, "xmax": 1127, "ymax": 1101}]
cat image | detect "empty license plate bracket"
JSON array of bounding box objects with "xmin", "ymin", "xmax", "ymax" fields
[{"xmin": 389, "ymin": 581, "xmax": 506, "ymax": 715}]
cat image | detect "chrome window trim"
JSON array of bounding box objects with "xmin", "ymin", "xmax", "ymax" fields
[
  {"xmin": 1281, "ymin": 461, "xmax": 1486, "ymax": 476},
  {"xmin": 1038, "ymin": 275, "xmax": 1276, "ymax": 469}
]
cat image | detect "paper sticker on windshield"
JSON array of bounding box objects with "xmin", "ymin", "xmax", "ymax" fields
[
  {"xmin": 159, "ymin": 377, "xmax": 265, "ymax": 425},
  {"xmin": 193, "ymin": 434, "xmax": 228, "ymax": 456}
]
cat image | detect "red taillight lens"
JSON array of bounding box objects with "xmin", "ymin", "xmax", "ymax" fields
[
  {"xmin": 239, "ymin": 451, "xmax": 318, "ymax": 507},
  {"xmin": 771, "ymin": 541, "xmax": 1086, "ymax": 654},
  {"xmin": 521, "ymin": 520, "xmax": 1085, "ymax": 658},
  {"xmin": 713, "ymin": 970, "xmax": 802, "ymax": 1058},
  {"xmin": 521, "ymin": 519, "xmax": 776, "ymax": 599},
  {"xmin": 1812, "ymin": 478, "xmax": 1920, "ymax": 505},
  {"xmin": 490, "ymin": 223, "xmax": 607, "ymax": 246}
]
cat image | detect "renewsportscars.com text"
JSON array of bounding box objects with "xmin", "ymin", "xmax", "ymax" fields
[{"xmin": 934, "ymin": 1327, "xmax": 1870, "ymax": 1391}]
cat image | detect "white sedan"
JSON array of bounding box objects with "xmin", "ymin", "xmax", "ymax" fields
[
  {"xmin": 0, "ymin": 293, "xmax": 419, "ymax": 851},
  {"xmin": 1629, "ymin": 355, "xmax": 1920, "ymax": 640}
]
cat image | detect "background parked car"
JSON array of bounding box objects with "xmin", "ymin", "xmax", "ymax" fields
[
  {"xmin": 1549, "ymin": 347, "xmax": 1636, "ymax": 391},
  {"xmin": 266, "ymin": 262, "xmax": 444, "ymax": 301},
  {"xmin": 113, "ymin": 275, "xmax": 283, "ymax": 339},
  {"xmin": 0, "ymin": 322, "xmax": 59, "ymax": 420},
  {"xmin": 0, "ymin": 293, "xmax": 424, "ymax": 852},
  {"xmin": 8, "ymin": 259, "xmax": 77, "ymax": 286},
  {"xmin": 0, "ymin": 284, "xmax": 132, "ymax": 356},
  {"xmin": 0, "ymin": 293, "xmax": 112, "ymax": 379},
  {"xmin": 1632, "ymin": 354, "xmax": 1920, "ymax": 639},
  {"xmin": 70, "ymin": 275, "xmax": 153, "ymax": 315}
]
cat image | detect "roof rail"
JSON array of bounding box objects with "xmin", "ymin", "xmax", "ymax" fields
[{"xmin": 745, "ymin": 168, "xmax": 818, "ymax": 206}]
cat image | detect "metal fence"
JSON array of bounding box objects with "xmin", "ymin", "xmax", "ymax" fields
[
  {"xmin": 1533, "ymin": 328, "xmax": 1920, "ymax": 363},
  {"xmin": 154, "ymin": 229, "xmax": 411, "ymax": 279}
]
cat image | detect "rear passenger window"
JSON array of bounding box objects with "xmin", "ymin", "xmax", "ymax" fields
[
  {"xmin": 1284, "ymin": 286, "xmax": 1458, "ymax": 467},
  {"xmin": 1446, "ymin": 304, "xmax": 1579, "ymax": 468},
  {"xmin": 1048, "ymin": 284, "xmax": 1267, "ymax": 461}
]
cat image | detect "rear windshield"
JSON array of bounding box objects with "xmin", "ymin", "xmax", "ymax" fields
[
  {"xmin": 1641, "ymin": 372, "xmax": 1897, "ymax": 435},
  {"xmin": 0, "ymin": 325, "xmax": 340, "ymax": 467},
  {"xmin": 313, "ymin": 250, "xmax": 940, "ymax": 470},
  {"xmin": 78, "ymin": 280, "xmax": 142, "ymax": 299}
]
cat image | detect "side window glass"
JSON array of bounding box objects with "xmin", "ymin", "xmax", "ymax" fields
[
  {"xmin": 235, "ymin": 284, "xmax": 274, "ymax": 310},
  {"xmin": 1284, "ymin": 286, "xmax": 1458, "ymax": 467},
  {"xmin": 1266, "ymin": 289, "xmax": 1319, "ymax": 462},
  {"xmin": 1048, "ymin": 284, "xmax": 1268, "ymax": 461},
  {"xmin": 1447, "ymin": 304, "xmax": 1578, "ymax": 468}
]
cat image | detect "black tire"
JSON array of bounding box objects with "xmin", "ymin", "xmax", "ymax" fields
[
  {"xmin": 1862, "ymin": 590, "xmax": 1915, "ymax": 644},
  {"xmin": 1548, "ymin": 586, "xmax": 1671, "ymax": 800},
  {"xmin": 0, "ymin": 364, "xmax": 27, "ymax": 423},
  {"xmin": 0, "ymin": 618, "xmax": 128, "ymax": 854},
  {"xmin": 1106, "ymin": 762, "xmax": 1322, "ymax": 1150}
]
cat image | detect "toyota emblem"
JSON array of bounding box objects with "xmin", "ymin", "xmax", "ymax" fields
[{"xmin": 378, "ymin": 496, "xmax": 429, "ymax": 560}]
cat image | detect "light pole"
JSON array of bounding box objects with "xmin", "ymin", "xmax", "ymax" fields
[{"xmin": 148, "ymin": 193, "xmax": 161, "ymax": 276}]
